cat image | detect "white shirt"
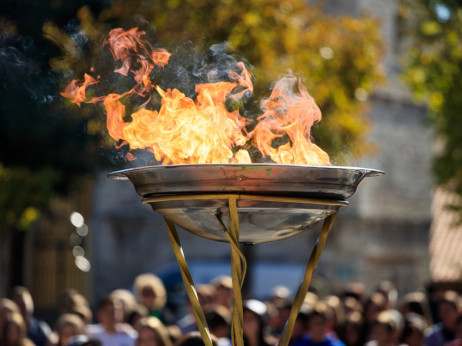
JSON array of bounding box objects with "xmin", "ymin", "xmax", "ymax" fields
[{"xmin": 86, "ymin": 323, "xmax": 137, "ymax": 346}]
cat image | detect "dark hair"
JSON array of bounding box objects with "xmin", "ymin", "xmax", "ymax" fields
[
  {"xmin": 204, "ymin": 306, "xmax": 230, "ymax": 331},
  {"xmin": 175, "ymin": 332, "xmax": 217, "ymax": 346},
  {"xmin": 96, "ymin": 295, "xmax": 118, "ymax": 311}
]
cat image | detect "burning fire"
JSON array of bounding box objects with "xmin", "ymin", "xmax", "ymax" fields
[{"xmin": 62, "ymin": 28, "xmax": 330, "ymax": 166}]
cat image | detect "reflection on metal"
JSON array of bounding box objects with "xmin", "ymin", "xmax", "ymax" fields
[
  {"xmin": 109, "ymin": 163, "xmax": 383, "ymax": 200},
  {"xmin": 109, "ymin": 164, "xmax": 383, "ymax": 346}
]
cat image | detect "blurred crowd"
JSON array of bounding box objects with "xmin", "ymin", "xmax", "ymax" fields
[{"xmin": 1, "ymin": 274, "xmax": 462, "ymax": 346}]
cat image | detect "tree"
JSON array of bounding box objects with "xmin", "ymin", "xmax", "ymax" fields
[{"xmin": 399, "ymin": 0, "xmax": 462, "ymax": 213}]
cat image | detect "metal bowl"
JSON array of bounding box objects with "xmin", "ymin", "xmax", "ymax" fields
[
  {"xmin": 109, "ymin": 164, "xmax": 383, "ymax": 243},
  {"xmin": 109, "ymin": 164, "xmax": 383, "ymax": 199}
]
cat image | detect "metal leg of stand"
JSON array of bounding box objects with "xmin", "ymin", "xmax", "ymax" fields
[
  {"xmin": 164, "ymin": 218, "xmax": 214, "ymax": 346},
  {"xmin": 277, "ymin": 213, "xmax": 337, "ymax": 346},
  {"xmin": 214, "ymin": 197, "xmax": 247, "ymax": 346},
  {"xmin": 227, "ymin": 196, "xmax": 246, "ymax": 346}
]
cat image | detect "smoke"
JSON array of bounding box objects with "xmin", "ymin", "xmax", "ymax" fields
[{"xmin": 0, "ymin": 33, "xmax": 58, "ymax": 104}]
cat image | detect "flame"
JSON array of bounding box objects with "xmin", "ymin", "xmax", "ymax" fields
[
  {"xmin": 62, "ymin": 28, "xmax": 330, "ymax": 166},
  {"xmin": 253, "ymin": 76, "xmax": 330, "ymax": 165},
  {"xmin": 61, "ymin": 73, "xmax": 100, "ymax": 106}
]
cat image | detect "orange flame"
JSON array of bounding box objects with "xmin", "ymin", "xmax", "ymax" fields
[
  {"xmin": 62, "ymin": 28, "xmax": 330, "ymax": 166},
  {"xmin": 60, "ymin": 73, "xmax": 100, "ymax": 106},
  {"xmin": 253, "ymin": 76, "xmax": 330, "ymax": 165}
]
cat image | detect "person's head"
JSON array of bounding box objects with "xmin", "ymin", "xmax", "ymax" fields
[
  {"xmin": 197, "ymin": 284, "xmax": 215, "ymax": 310},
  {"xmin": 292, "ymin": 309, "xmax": 310, "ymax": 340},
  {"xmin": 375, "ymin": 281, "xmax": 398, "ymax": 309},
  {"xmin": 137, "ymin": 316, "xmax": 172, "ymax": 346},
  {"xmin": 10, "ymin": 286, "xmax": 34, "ymax": 323},
  {"xmin": 243, "ymin": 299, "xmax": 267, "ymax": 340},
  {"xmin": 400, "ymin": 291, "xmax": 432, "ymax": 326},
  {"xmin": 111, "ymin": 289, "xmax": 138, "ymax": 322},
  {"xmin": 175, "ymin": 332, "xmax": 217, "ymax": 346},
  {"xmin": 400, "ymin": 313, "xmax": 426, "ymax": 346},
  {"xmin": 96, "ymin": 295, "xmax": 124, "ymax": 328},
  {"xmin": 325, "ymin": 295, "xmax": 345, "ymax": 334},
  {"xmin": 210, "ymin": 276, "xmax": 233, "ymax": 309},
  {"xmin": 342, "ymin": 311, "xmax": 364, "ymax": 346},
  {"xmin": 128, "ymin": 304, "xmax": 149, "ymax": 331},
  {"xmin": 341, "ymin": 283, "xmax": 366, "ymax": 304},
  {"xmin": 134, "ymin": 274, "xmax": 167, "ymax": 311},
  {"xmin": 270, "ymin": 286, "xmax": 291, "ymax": 307},
  {"xmin": 371, "ymin": 310, "xmax": 403, "ymax": 346},
  {"xmin": 273, "ymin": 299, "xmax": 292, "ymax": 333},
  {"xmin": 58, "ymin": 290, "xmax": 92, "ymax": 324},
  {"xmin": 364, "ymin": 292, "xmax": 387, "ymax": 327},
  {"xmin": 0, "ymin": 299, "xmax": 20, "ymax": 336},
  {"xmin": 437, "ymin": 290, "xmax": 460, "ymax": 330},
  {"xmin": 55, "ymin": 313, "xmax": 86, "ymax": 346},
  {"xmin": 308, "ymin": 302, "xmax": 331, "ymax": 342},
  {"xmin": 204, "ymin": 305, "xmax": 231, "ymax": 339},
  {"xmin": 342, "ymin": 297, "xmax": 363, "ymax": 316},
  {"xmin": 2, "ymin": 311, "xmax": 27, "ymax": 345}
]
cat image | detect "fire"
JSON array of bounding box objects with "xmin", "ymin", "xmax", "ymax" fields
[
  {"xmin": 61, "ymin": 28, "xmax": 330, "ymax": 166},
  {"xmin": 252, "ymin": 76, "xmax": 330, "ymax": 165}
]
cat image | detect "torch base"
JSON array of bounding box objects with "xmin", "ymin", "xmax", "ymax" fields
[{"xmin": 154, "ymin": 194, "xmax": 344, "ymax": 346}]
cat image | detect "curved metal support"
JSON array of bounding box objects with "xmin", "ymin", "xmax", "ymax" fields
[
  {"xmin": 164, "ymin": 218, "xmax": 214, "ymax": 346},
  {"xmin": 277, "ymin": 213, "xmax": 337, "ymax": 346},
  {"xmin": 157, "ymin": 194, "xmax": 344, "ymax": 346}
]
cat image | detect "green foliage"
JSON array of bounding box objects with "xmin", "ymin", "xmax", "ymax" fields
[
  {"xmin": 0, "ymin": 163, "xmax": 58, "ymax": 232},
  {"xmin": 400, "ymin": 0, "xmax": 462, "ymax": 201}
]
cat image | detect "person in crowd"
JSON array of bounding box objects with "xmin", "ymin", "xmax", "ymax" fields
[
  {"xmin": 57, "ymin": 290, "xmax": 92, "ymax": 324},
  {"xmin": 341, "ymin": 297, "xmax": 363, "ymax": 318},
  {"xmin": 340, "ymin": 283, "xmax": 366, "ymax": 306},
  {"xmin": 86, "ymin": 294, "xmax": 138, "ymax": 346},
  {"xmin": 263, "ymin": 301, "xmax": 281, "ymax": 338},
  {"xmin": 47, "ymin": 313, "xmax": 86, "ymax": 346},
  {"xmin": 129, "ymin": 304, "xmax": 149, "ymax": 331},
  {"xmin": 1, "ymin": 310, "xmax": 35, "ymax": 346},
  {"xmin": 425, "ymin": 290, "xmax": 460, "ymax": 346},
  {"xmin": 0, "ymin": 298, "xmax": 21, "ymax": 341},
  {"xmin": 289, "ymin": 308, "xmax": 310, "ymax": 346},
  {"xmin": 364, "ymin": 293, "xmax": 388, "ymax": 341},
  {"xmin": 325, "ymin": 296, "xmax": 346, "ymax": 344},
  {"xmin": 204, "ymin": 305, "xmax": 232, "ymax": 346},
  {"xmin": 299, "ymin": 302, "xmax": 345, "ymax": 346},
  {"xmin": 272, "ymin": 297, "xmax": 293, "ymax": 337},
  {"xmin": 375, "ymin": 281, "xmax": 398, "ymax": 310},
  {"xmin": 111, "ymin": 289, "xmax": 139, "ymax": 324},
  {"xmin": 365, "ymin": 309, "xmax": 403, "ymax": 346},
  {"xmin": 10, "ymin": 286, "xmax": 52, "ymax": 346},
  {"xmin": 445, "ymin": 314, "xmax": 462, "ymax": 346},
  {"xmin": 400, "ymin": 313, "xmax": 426, "ymax": 346},
  {"xmin": 177, "ymin": 284, "xmax": 217, "ymax": 334},
  {"xmin": 243, "ymin": 299, "xmax": 273, "ymax": 346},
  {"xmin": 340, "ymin": 311, "xmax": 365, "ymax": 346},
  {"xmin": 134, "ymin": 273, "xmax": 168, "ymax": 323},
  {"xmin": 210, "ymin": 276, "xmax": 233, "ymax": 311},
  {"xmin": 270, "ymin": 286, "xmax": 291, "ymax": 308},
  {"xmin": 400, "ymin": 291, "xmax": 433, "ymax": 327},
  {"xmin": 137, "ymin": 316, "xmax": 172, "ymax": 346}
]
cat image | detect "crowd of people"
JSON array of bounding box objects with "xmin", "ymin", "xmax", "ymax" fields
[{"xmin": 1, "ymin": 274, "xmax": 462, "ymax": 346}]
